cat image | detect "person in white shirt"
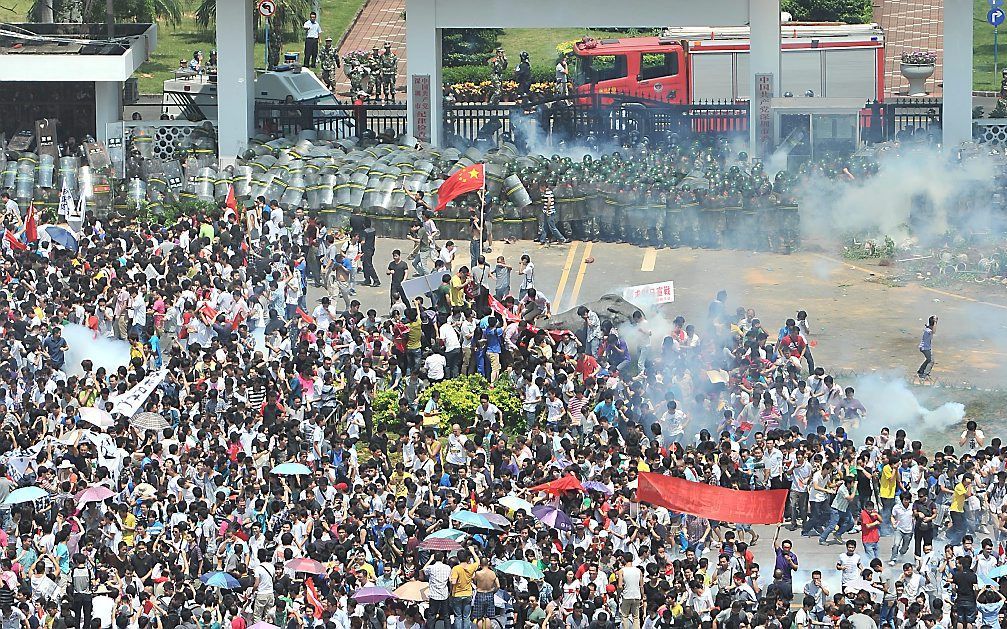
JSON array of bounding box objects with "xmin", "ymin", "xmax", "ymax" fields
[
  {"xmin": 837, "ymin": 540, "xmax": 863, "ymax": 587},
  {"xmin": 423, "ymin": 350, "xmax": 446, "ymax": 382},
  {"xmin": 438, "ymin": 319, "xmax": 461, "ymax": 378},
  {"xmin": 302, "ymin": 12, "xmax": 322, "ymax": 68}
]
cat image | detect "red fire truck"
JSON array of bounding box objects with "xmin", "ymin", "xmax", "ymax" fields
[{"xmin": 571, "ymin": 23, "xmax": 885, "ymax": 104}]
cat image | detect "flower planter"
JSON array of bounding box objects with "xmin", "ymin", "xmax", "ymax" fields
[{"xmin": 900, "ymin": 63, "xmax": 935, "ymax": 96}]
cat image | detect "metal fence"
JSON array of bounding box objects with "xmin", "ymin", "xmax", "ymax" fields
[
  {"xmin": 255, "ymin": 94, "xmax": 750, "ymax": 145},
  {"xmin": 860, "ymin": 98, "xmax": 943, "ymax": 143},
  {"xmin": 255, "ymin": 103, "xmax": 407, "ymax": 139}
]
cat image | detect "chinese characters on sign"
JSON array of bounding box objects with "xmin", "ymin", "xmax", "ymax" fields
[
  {"xmin": 622, "ymin": 281, "xmax": 675, "ymax": 305},
  {"xmin": 755, "ymin": 73, "xmax": 774, "ymax": 158},
  {"xmin": 411, "ymin": 74, "xmax": 431, "ymax": 143}
]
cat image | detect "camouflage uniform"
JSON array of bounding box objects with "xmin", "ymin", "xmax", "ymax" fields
[
  {"xmin": 366, "ymin": 47, "xmax": 382, "ymax": 98},
  {"xmin": 488, "ymin": 48, "xmax": 508, "ymax": 104},
  {"xmin": 379, "ymin": 44, "xmax": 398, "ymax": 102},
  {"xmin": 347, "ymin": 57, "xmax": 369, "ymax": 95},
  {"xmin": 319, "ymin": 39, "xmax": 340, "ymax": 89}
]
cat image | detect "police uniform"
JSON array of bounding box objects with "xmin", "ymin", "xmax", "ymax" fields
[{"xmin": 379, "ymin": 43, "xmax": 398, "ymax": 102}]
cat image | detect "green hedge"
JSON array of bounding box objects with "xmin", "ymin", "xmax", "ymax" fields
[{"xmin": 442, "ymin": 64, "xmax": 555, "ymax": 86}]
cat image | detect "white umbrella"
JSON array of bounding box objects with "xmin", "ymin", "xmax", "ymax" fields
[{"xmin": 78, "ymin": 407, "xmax": 115, "ymax": 429}]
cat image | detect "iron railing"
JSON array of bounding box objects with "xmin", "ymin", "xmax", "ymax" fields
[
  {"xmin": 861, "ymin": 98, "xmax": 943, "ymax": 143},
  {"xmin": 255, "ymin": 94, "xmax": 950, "ymax": 146},
  {"xmin": 254, "ymin": 92, "xmax": 751, "ymax": 144}
]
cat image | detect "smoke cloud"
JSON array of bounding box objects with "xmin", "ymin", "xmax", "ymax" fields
[
  {"xmin": 792, "ymin": 146, "xmax": 1002, "ymax": 247},
  {"xmin": 61, "ymin": 323, "xmax": 131, "ymax": 377},
  {"xmin": 849, "ymin": 373, "xmax": 965, "ymax": 437}
]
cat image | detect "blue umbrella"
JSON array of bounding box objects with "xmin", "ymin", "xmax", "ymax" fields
[
  {"xmin": 427, "ymin": 528, "xmax": 467, "ymax": 540},
  {"xmin": 270, "ymin": 462, "xmax": 312, "ymax": 476},
  {"xmin": 3, "ymin": 486, "xmax": 49, "ymax": 506},
  {"xmin": 200, "ymin": 571, "xmax": 240, "ymax": 589},
  {"xmin": 44, "ymin": 226, "xmax": 79, "ymax": 253},
  {"xmin": 450, "ymin": 510, "xmax": 500, "ymax": 530},
  {"xmin": 497, "ymin": 560, "xmax": 544, "ymax": 579}
]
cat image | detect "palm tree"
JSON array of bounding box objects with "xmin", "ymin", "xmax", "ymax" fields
[
  {"xmin": 194, "ymin": 0, "xmax": 310, "ymax": 40},
  {"xmin": 30, "ymin": 0, "xmax": 183, "ymax": 25}
]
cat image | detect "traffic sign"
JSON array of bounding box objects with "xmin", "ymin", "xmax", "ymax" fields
[
  {"xmin": 992, "ymin": 0, "xmax": 1003, "ymax": 7},
  {"xmin": 257, "ymin": 0, "xmax": 276, "ymax": 17},
  {"xmin": 990, "ymin": 7, "xmax": 1005, "ymax": 26}
]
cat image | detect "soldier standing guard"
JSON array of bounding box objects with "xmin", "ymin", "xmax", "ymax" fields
[
  {"xmin": 514, "ymin": 51, "xmax": 532, "ymax": 102},
  {"xmin": 347, "ymin": 55, "xmax": 368, "ymax": 95},
  {"xmin": 319, "ymin": 37, "xmax": 341, "ymax": 89},
  {"xmin": 379, "ymin": 43, "xmax": 399, "ymax": 103},
  {"xmin": 488, "ymin": 47, "xmax": 508, "ymax": 104},
  {"xmin": 366, "ymin": 46, "xmax": 382, "ymax": 98}
]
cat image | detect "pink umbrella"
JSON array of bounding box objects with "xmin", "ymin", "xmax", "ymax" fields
[
  {"xmin": 353, "ymin": 586, "xmax": 396, "ymax": 604},
  {"xmin": 76, "ymin": 485, "xmax": 115, "ymax": 505},
  {"xmin": 286, "ymin": 557, "xmax": 326, "ymax": 574},
  {"xmin": 248, "ymin": 623, "xmax": 279, "ymax": 629}
]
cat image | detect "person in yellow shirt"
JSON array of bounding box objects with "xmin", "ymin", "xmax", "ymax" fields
[
  {"xmin": 879, "ymin": 452, "xmax": 897, "ymax": 535},
  {"xmin": 449, "ymin": 546, "xmax": 480, "ymax": 627},
  {"xmin": 449, "ymin": 268, "xmax": 469, "ymax": 308},
  {"xmin": 949, "ymin": 473, "xmax": 974, "ymax": 545}
]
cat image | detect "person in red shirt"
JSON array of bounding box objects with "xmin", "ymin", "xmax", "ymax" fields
[
  {"xmin": 780, "ymin": 324, "xmax": 807, "ymax": 368},
  {"xmin": 860, "ymin": 500, "xmax": 882, "ymax": 560}
]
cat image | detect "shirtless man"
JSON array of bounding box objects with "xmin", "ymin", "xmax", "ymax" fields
[{"xmin": 473, "ymin": 558, "xmax": 500, "ymax": 629}]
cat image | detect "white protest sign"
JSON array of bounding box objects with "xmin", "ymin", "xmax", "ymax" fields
[
  {"xmin": 623, "ymin": 281, "xmax": 675, "ymax": 305},
  {"xmin": 401, "ymin": 273, "xmax": 443, "ymax": 302},
  {"xmin": 108, "ymin": 368, "xmax": 168, "ymax": 416}
]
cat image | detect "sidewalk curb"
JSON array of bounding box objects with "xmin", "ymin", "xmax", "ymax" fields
[{"xmin": 337, "ymin": 0, "xmax": 370, "ymax": 51}]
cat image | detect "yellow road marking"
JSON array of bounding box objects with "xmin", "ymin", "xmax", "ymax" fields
[
  {"xmin": 552, "ymin": 241, "xmax": 580, "ymax": 310},
  {"xmin": 568, "ymin": 242, "xmax": 594, "ymax": 310},
  {"xmin": 641, "ymin": 248, "xmax": 657, "ymax": 272}
]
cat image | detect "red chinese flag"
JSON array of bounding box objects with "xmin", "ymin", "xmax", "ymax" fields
[
  {"xmin": 637, "ymin": 472, "xmax": 788, "ymax": 525},
  {"xmin": 225, "ymin": 185, "xmax": 240, "ymax": 221},
  {"xmin": 24, "ymin": 204, "xmax": 38, "ymax": 243},
  {"xmin": 436, "ymin": 163, "xmax": 485, "ymax": 211},
  {"xmin": 4, "ymin": 230, "xmax": 26, "ymax": 252}
]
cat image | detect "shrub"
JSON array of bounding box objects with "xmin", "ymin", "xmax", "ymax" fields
[
  {"xmin": 373, "ymin": 388, "xmax": 401, "ymax": 432},
  {"xmin": 417, "ymin": 374, "xmax": 524, "ymax": 434}
]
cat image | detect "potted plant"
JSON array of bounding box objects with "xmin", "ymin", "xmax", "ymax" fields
[{"xmin": 900, "ymin": 50, "xmax": 937, "ymax": 96}]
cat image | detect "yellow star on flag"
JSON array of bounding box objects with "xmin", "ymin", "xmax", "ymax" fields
[{"xmin": 468, "ymin": 167, "xmax": 480, "ymax": 178}]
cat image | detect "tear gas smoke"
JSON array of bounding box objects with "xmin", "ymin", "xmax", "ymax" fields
[
  {"xmin": 793, "ymin": 147, "xmax": 1002, "ymax": 246},
  {"xmin": 61, "ymin": 323, "xmax": 131, "ymax": 377},
  {"xmin": 848, "ymin": 373, "xmax": 965, "ymax": 436}
]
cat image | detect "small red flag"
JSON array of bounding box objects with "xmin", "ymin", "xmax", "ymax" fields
[
  {"xmin": 436, "ymin": 163, "xmax": 485, "ymax": 211},
  {"xmin": 198, "ymin": 304, "xmax": 218, "ymax": 321},
  {"xmin": 225, "ymin": 185, "xmax": 240, "ymax": 221},
  {"xmin": 230, "ymin": 310, "xmax": 245, "ymax": 331},
  {"xmin": 296, "ymin": 307, "xmax": 316, "ymax": 325},
  {"xmin": 4, "ymin": 230, "xmax": 26, "ymax": 252},
  {"xmin": 24, "ymin": 204, "xmax": 37, "ymax": 243},
  {"xmin": 305, "ymin": 578, "xmax": 323, "ymax": 619}
]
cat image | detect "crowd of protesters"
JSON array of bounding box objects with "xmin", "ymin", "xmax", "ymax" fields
[{"xmin": 0, "ymin": 193, "xmax": 997, "ymax": 629}]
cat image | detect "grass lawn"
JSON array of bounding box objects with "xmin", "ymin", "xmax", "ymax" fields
[
  {"xmin": 975, "ymin": 0, "xmax": 1007, "ymax": 92},
  {"xmin": 0, "ymin": 0, "xmax": 364, "ymax": 94}
]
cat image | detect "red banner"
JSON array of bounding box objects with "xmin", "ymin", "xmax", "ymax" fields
[{"xmin": 637, "ymin": 472, "xmax": 788, "ymax": 525}]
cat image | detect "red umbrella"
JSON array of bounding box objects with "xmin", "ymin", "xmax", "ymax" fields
[
  {"xmin": 419, "ymin": 537, "xmax": 463, "ymax": 551},
  {"xmin": 529, "ymin": 475, "xmax": 585, "ymax": 495},
  {"xmin": 286, "ymin": 557, "xmax": 326, "ymax": 574}
]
